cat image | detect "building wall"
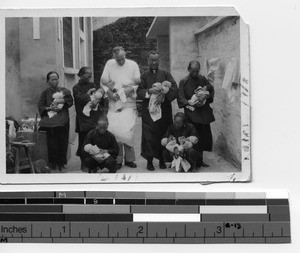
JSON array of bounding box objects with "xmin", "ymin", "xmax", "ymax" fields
[
  {"xmin": 169, "ymin": 16, "xmax": 216, "ymax": 114},
  {"xmin": 197, "ymin": 17, "xmax": 241, "ymax": 168},
  {"xmin": 169, "ymin": 17, "xmax": 215, "ymax": 84},
  {"xmin": 5, "ymin": 18, "xmax": 22, "ymax": 120},
  {"xmin": 18, "ymin": 17, "xmax": 57, "ymax": 118},
  {"xmin": 157, "ymin": 36, "xmax": 170, "ymax": 72}
]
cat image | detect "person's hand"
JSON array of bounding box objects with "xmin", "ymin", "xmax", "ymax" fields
[
  {"xmin": 188, "ymin": 99, "xmax": 194, "ymax": 106},
  {"xmin": 107, "ymin": 90, "xmax": 119, "ymax": 101},
  {"xmin": 124, "ymin": 86, "xmax": 134, "ymax": 97},
  {"xmin": 106, "ymin": 81, "xmax": 115, "ymax": 91},
  {"xmin": 46, "ymin": 105, "xmax": 57, "ymax": 111},
  {"xmin": 194, "ymin": 100, "xmax": 205, "ymax": 108},
  {"xmin": 87, "ymin": 88, "xmax": 96, "ymax": 96},
  {"xmin": 51, "ymin": 106, "xmax": 62, "ymax": 112},
  {"xmin": 112, "ymin": 92, "xmax": 119, "ymax": 102},
  {"xmin": 148, "ymin": 86, "xmax": 161, "ymax": 95},
  {"xmin": 99, "ymin": 149, "xmax": 108, "ymax": 155},
  {"xmin": 54, "ymin": 98, "xmax": 65, "ymax": 105}
]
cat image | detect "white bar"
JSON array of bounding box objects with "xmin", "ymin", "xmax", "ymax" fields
[
  {"xmin": 133, "ymin": 213, "xmax": 201, "ymax": 222},
  {"xmin": 200, "ymin": 206, "xmax": 267, "ymax": 214},
  {"xmin": 33, "ymin": 17, "xmax": 40, "ymax": 40},
  {"xmin": 266, "ymin": 191, "xmax": 289, "ymax": 199}
]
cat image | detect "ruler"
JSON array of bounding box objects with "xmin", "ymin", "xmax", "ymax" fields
[{"xmin": 0, "ymin": 191, "xmax": 291, "ymax": 244}]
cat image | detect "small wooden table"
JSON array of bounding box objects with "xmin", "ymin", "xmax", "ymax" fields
[{"xmin": 11, "ymin": 142, "xmax": 36, "ymax": 174}]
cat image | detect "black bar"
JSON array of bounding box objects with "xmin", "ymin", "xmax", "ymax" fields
[
  {"xmin": 86, "ymin": 198, "xmax": 113, "ymax": 205},
  {"xmin": 53, "ymin": 198, "xmax": 84, "ymax": 204},
  {"xmin": 64, "ymin": 214, "xmax": 133, "ymax": 221},
  {"xmin": 115, "ymin": 199, "xmax": 145, "ymax": 205},
  {"xmin": 27, "ymin": 198, "xmax": 54, "ymax": 204},
  {"xmin": 0, "ymin": 213, "xmax": 64, "ymax": 221},
  {"xmin": 176, "ymin": 199, "xmax": 205, "ymax": 205},
  {"xmin": 0, "ymin": 199, "xmax": 25, "ymax": 204},
  {"xmin": 146, "ymin": 199, "xmax": 176, "ymax": 205},
  {"xmin": 266, "ymin": 199, "xmax": 289, "ymax": 205},
  {"xmin": 206, "ymin": 199, "xmax": 235, "ymax": 205},
  {"xmin": 0, "ymin": 205, "xmax": 62, "ymax": 213},
  {"xmin": 235, "ymin": 199, "xmax": 266, "ymax": 205}
]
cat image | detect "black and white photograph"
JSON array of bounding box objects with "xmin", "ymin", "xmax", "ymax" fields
[{"xmin": 1, "ymin": 7, "xmax": 250, "ymax": 183}]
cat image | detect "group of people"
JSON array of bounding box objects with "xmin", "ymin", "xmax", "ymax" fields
[{"xmin": 38, "ymin": 46, "xmax": 215, "ymax": 173}]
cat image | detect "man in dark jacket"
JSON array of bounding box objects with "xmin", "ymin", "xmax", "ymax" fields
[
  {"xmin": 137, "ymin": 51, "xmax": 178, "ymax": 171},
  {"xmin": 82, "ymin": 116, "xmax": 119, "ymax": 173},
  {"xmin": 177, "ymin": 60, "xmax": 215, "ymax": 167}
]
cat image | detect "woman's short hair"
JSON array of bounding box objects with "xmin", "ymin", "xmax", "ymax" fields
[
  {"xmin": 77, "ymin": 67, "xmax": 91, "ymax": 77},
  {"xmin": 187, "ymin": 60, "xmax": 201, "ymax": 71},
  {"xmin": 46, "ymin": 71, "xmax": 59, "ymax": 82}
]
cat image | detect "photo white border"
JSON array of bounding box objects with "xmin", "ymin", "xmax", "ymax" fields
[{"xmin": 0, "ymin": 6, "xmax": 250, "ymax": 184}]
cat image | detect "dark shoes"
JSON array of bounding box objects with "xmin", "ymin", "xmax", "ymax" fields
[
  {"xmin": 201, "ymin": 161, "xmax": 210, "ymax": 167},
  {"xmin": 159, "ymin": 160, "xmax": 167, "ymax": 169},
  {"xmin": 125, "ymin": 161, "xmax": 137, "ymax": 168},
  {"xmin": 116, "ymin": 163, "xmax": 122, "ymax": 170},
  {"xmin": 147, "ymin": 161, "xmax": 155, "ymax": 171}
]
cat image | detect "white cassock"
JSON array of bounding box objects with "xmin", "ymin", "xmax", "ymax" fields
[{"xmin": 101, "ymin": 58, "xmax": 140, "ymax": 147}]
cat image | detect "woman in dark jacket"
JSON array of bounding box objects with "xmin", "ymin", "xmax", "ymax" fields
[
  {"xmin": 38, "ymin": 71, "xmax": 73, "ymax": 172},
  {"xmin": 73, "ymin": 67, "xmax": 107, "ymax": 170}
]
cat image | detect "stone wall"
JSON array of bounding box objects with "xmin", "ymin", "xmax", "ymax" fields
[
  {"xmin": 197, "ymin": 17, "xmax": 241, "ymax": 168},
  {"xmin": 93, "ymin": 17, "xmax": 157, "ymax": 85}
]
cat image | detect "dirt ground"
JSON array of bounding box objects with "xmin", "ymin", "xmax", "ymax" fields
[{"xmin": 66, "ymin": 117, "xmax": 238, "ymax": 174}]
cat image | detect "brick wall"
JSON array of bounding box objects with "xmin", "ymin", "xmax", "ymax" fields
[{"xmin": 93, "ymin": 17, "xmax": 157, "ymax": 85}]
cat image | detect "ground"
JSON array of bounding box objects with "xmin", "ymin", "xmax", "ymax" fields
[{"xmin": 66, "ymin": 117, "xmax": 238, "ymax": 174}]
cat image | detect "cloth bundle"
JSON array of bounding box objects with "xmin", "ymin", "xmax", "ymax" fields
[
  {"xmin": 83, "ymin": 88, "xmax": 105, "ymax": 117},
  {"xmin": 162, "ymin": 135, "xmax": 197, "ymax": 173},
  {"xmin": 114, "ymin": 83, "xmax": 137, "ymax": 112},
  {"xmin": 189, "ymin": 86, "xmax": 210, "ymax": 106},
  {"xmin": 149, "ymin": 81, "xmax": 171, "ymax": 122},
  {"xmin": 84, "ymin": 143, "xmax": 110, "ymax": 162},
  {"xmin": 48, "ymin": 91, "xmax": 65, "ymax": 118}
]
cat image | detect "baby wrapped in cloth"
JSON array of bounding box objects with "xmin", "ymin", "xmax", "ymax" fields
[
  {"xmin": 186, "ymin": 86, "xmax": 210, "ymax": 111},
  {"xmin": 149, "ymin": 81, "xmax": 172, "ymax": 121},
  {"xmin": 83, "ymin": 87, "xmax": 105, "ymax": 117},
  {"xmin": 84, "ymin": 143, "xmax": 110, "ymax": 163},
  {"xmin": 162, "ymin": 135, "xmax": 198, "ymax": 172},
  {"xmin": 103, "ymin": 80, "xmax": 137, "ymax": 112},
  {"xmin": 48, "ymin": 90, "xmax": 70, "ymax": 118}
]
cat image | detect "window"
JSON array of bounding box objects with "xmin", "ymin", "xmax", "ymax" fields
[
  {"xmin": 79, "ymin": 17, "xmax": 84, "ymax": 32},
  {"xmin": 63, "ymin": 17, "xmax": 74, "ymax": 68},
  {"xmin": 79, "ymin": 18, "xmax": 87, "ymax": 67}
]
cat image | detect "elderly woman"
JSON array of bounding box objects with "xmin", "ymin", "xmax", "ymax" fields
[
  {"xmin": 73, "ymin": 67, "xmax": 107, "ymax": 171},
  {"xmin": 161, "ymin": 112, "xmax": 199, "ymax": 172},
  {"xmin": 38, "ymin": 71, "xmax": 73, "ymax": 172},
  {"xmin": 177, "ymin": 60, "xmax": 215, "ymax": 168}
]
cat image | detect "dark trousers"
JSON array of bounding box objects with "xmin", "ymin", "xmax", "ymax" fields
[
  {"xmin": 83, "ymin": 156, "xmax": 117, "ymax": 173},
  {"xmin": 76, "ymin": 131, "xmax": 89, "ymax": 158},
  {"xmin": 192, "ymin": 123, "xmax": 213, "ymax": 152},
  {"xmin": 162, "ymin": 148, "xmax": 200, "ymax": 170},
  {"xmin": 46, "ymin": 126, "xmax": 69, "ymax": 168}
]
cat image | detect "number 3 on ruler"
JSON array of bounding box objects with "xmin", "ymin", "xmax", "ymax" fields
[{"xmin": 216, "ymin": 226, "xmax": 222, "ymax": 234}]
